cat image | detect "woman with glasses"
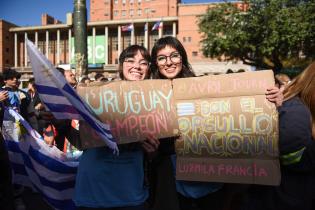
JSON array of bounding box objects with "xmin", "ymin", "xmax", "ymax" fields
[
  {"xmin": 146, "ymin": 36, "xmax": 284, "ymax": 210},
  {"xmin": 74, "ymin": 45, "xmax": 155, "ymax": 210}
]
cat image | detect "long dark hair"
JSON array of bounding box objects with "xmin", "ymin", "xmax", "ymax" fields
[
  {"xmin": 150, "ymin": 36, "xmax": 195, "ymax": 79},
  {"xmin": 118, "ymin": 45, "xmax": 151, "ymax": 80}
]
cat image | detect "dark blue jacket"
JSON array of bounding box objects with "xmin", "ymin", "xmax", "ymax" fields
[{"xmin": 242, "ymin": 97, "xmax": 315, "ymax": 210}]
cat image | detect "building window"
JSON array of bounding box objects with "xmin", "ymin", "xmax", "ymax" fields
[
  {"xmin": 137, "ymin": 9, "xmax": 142, "ymax": 16},
  {"xmin": 192, "ymin": 51, "xmax": 198, "ymax": 56},
  {"xmin": 122, "ymin": 10, "xmax": 126, "ymax": 16},
  {"xmin": 60, "ymin": 41, "xmax": 65, "ymax": 53},
  {"xmin": 144, "ymin": 8, "xmax": 150, "ymax": 14},
  {"xmin": 130, "ymin": 0, "xmax": 134, "ymax": 4},
  {"xmin": 64, "ymin": 39, "xmax": 68, "ymax": 53},
  {"xmin": 112, "ymin": 37, "xmax": 118, "ymax": 51},
  {"xmin": 122, "ymin": 0, "xmax": 126, "ymax": 5},
  {"xmin": 114, "ymin": 0, "xmax": 118, "ymax": 4},
  {"xmin": 104, "ymin": 13, "xmax": 109, "ymax": 16},
  {"xmin": 188, "ymin": 37, "xmax": 192, "ymax": 42},
  {"xmin": 130, "ymin": 9, "xmax": 134, "ymax": 16},
  {"xmin": 114, "ymin": 10, "xmax": 119, "ymax": 16},
  {"xmin": 183, "ymin": 37, "xmax": 186, "ymax": 42},
  {"xmin": 136, "ymin": 36, "xmax": 144, "ymax": 46},
  {"xmin": 38, "ymin": 41, "xmax": 45, "ymax": 53},
  {"xmin": 138, "ymin": 0, "xmax": 141, "ymax": 4},
  {"xmin": 49, "ymin": 41, "xmax": 54, "ymax": 53},
  {"xmin": 124, "ymin": 36, "xmax": 131, "ymax": 47}
]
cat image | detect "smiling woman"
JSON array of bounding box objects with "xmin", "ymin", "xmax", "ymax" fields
[
  {"xmin": 74, "ymin": 45, "xmax": 153, "ymax": 210},
  {"xmin": 150, "ymin": 36, "xmax": 195, "ymax": 79},
  {"xmin": 118, "ymin": 45, "xmax": 151, "ymax": 81}
]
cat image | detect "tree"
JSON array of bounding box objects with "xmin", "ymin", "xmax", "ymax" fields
[{"xmin": 199, "ymin": 0, "xmax": 315, "ymax": 73}]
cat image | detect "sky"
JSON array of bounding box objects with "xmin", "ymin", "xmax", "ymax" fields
[{"xmin": 0, "ymin": 0, "xmax": 228, "ymax": 26}]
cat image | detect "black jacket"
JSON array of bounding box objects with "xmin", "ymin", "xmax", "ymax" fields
[{"xmin": 242, "ymin": 97, "xmax": 315, "ymax": 210}]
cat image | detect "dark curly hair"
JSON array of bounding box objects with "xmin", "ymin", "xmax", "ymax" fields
[
  {"xmin": 3, "ymin": 68, "xmax": 21, "ymax": 81},
  {"xmin": 118, "ymin": 45, "xmax": 151, "ymax": 80},
  {"xmin": 150, "ymin": 36, "xmax": 195, "ymax": 79}
]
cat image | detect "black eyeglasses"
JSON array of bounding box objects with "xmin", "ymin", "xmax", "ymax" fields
[{"xmin": 156, "ymin": 52, "xmax": 181, "ymax": 66}]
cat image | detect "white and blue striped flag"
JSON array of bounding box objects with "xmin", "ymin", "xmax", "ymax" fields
[
  {"xmin": 152, "ymin": 21, "xmax": 162, "ymax": 31},
  {"xmin": 2, "ymin": 107, "xmax": 78, "ymax": 210},
  {"xmin": 26, "ymin": 39, "xmax": 118, "ymax": 153}
]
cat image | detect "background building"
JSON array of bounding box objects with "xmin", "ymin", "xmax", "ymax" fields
[
  {"xmin": 0, "ymin": 20, "xmax": 16, "ymax": 71},
  {"xmin": 0, "ymin": 0, "xmax": 251, "ymax": 81}
]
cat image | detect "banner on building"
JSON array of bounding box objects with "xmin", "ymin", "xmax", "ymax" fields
[
  {"xmin": 173, "ymin": 70, "xmax": 280, "ymax": 185},
  {"xmin": 71, "ymin": 35, "xmax": 107, "ymax": 64}
]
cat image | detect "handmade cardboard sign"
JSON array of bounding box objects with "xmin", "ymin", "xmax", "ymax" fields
[
  {"xmin": 77, "ymin": 80, "xmax": 179, "ymax": 148},
  {"xmin": 173, "ymin": 70, "xmax": 280, "ymax": 185}
]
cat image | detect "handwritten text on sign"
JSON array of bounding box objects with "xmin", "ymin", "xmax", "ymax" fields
[
  {"xmin": 77, "ymin": 71, "xmax": 280, "ymax": 185},
  {"xmin": 173, "ymin": 71, "xmax": 280, "ymax": 185},
  {"xmin": 77, "ymin": 80, "xmax": 179, "ymax": 147}
]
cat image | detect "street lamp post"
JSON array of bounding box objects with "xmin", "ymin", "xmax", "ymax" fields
[{"xmin": 73, "ymin": 0, "xmax": 88, "ymax": 79}]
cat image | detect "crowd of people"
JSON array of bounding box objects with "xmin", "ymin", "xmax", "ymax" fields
[{"xmin": 0, "ymin": 36, "xmax": 314, "ymax": 210}]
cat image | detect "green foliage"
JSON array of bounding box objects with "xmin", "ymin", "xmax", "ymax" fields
[{"xmin": 199, "ymin": 0, "xmax": 315, "ymax": 73}]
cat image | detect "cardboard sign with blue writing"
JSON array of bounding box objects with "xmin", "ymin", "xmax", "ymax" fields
[
  {"xmin": 173, "ymin": 70, "xmax": 280, "ymax": 185},
  {"xmin": 77, "ymin": 80, "xmax": 179, "ymax": 148}
]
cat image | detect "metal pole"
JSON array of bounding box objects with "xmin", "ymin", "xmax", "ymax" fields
[
  {"xmin": 14, "ymin": 33, "xmax": 18, "ymax": 67},
  {"xmin": 73, "ymin": 0, "xmax": 88, "ymax": 79}
]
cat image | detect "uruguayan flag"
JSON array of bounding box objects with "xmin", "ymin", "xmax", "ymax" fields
[
  {"xmin": 177, "ymin": 102, "xmax": 196, "ymax": 116},
  {"xmin": 2, "ymin": 107, "xmax": 78, "ymax": 210},
  {"xmin": 151, "ymin": 21, "xmax": 162, "ymax": 31},
  {"xmin": 26, "ymin": 39, "xmax": 118, "ymax": 153}
]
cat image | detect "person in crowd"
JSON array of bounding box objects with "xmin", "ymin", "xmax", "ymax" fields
[
  {"xmin": 241, "ymin": 61, "xmax": 315, "ymax": 210},
  {"xmin": 147, "ymin": 36, "xmax": 224, "ymax": 210},
  {"xmin": 3, "ymin": 69, "xmax": 39, "ymax": 132},
  {"xmin": 27, "ymin": 78, "xmax": 43, "ymax": 111},
  {"xmin": 237, "ymin": 69, "xmax": 246, "ymax": 73},
  {"xmin": 58, "ymin": 68, "xmax": 78, "ymax": 88},
  {"xmin": 74, "ymin": 45, "xmax": 156, "ymax": 210},
  {"xmin": 275, "ymin": 73, "xmax": 291, "ymax": 88},
  {"xmin": 1, "ymin": 69, "xmax": 41, "ymax": 210},
  {"xmin": 226, "ymin": 69, "xmax": 234, "ymax": 74},
  {"xmin": 43, "ymin": 67, "xmax": 78, "ymax": 150},
  {"xmin": 94, "ymin": 73, "xmax": 106, "ymax": 82},
  {"xmin": 27, "ymin": 78, "xmax": 45, "ymax": 133},
  {"xmin": 146, "ymin": 36, "xmax": 284, "ymax": 210},
  {"xmin": 80, "ymin": 76, "xmax": 91, "ymax": 85},
  {"xmin": 2, "ymin": 69, "xmax": 38, "ymax": 128},
  {"xmin": 0, "ymin": 73, "xmax": 15, "ymax": 210},
  {"xmin": 99, "ymin": 77, "xmax": 109, "ymax": 82}
]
